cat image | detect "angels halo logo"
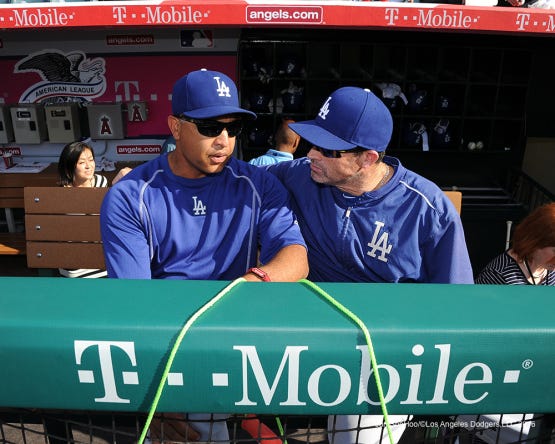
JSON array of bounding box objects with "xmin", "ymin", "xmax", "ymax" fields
[{"xmin": 15, "ymin": 49, "xmax": 107, "ymax": 104}]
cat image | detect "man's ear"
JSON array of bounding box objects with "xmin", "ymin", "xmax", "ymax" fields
[
  {"xmin": 168, "ymin": 115, "xmax": 181, "ymax": 139},
  {"xmin": 292, "ymin": 135, "xmax": 300, "ymax": 150},
  {"xmin": 361, "ymin": 149, "xmax": 380, "ymax": 167}
]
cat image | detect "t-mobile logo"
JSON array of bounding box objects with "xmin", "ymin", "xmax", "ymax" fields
[{"xmin": 74, "ymin": 340, "xmax": 139, "ymax": 403}]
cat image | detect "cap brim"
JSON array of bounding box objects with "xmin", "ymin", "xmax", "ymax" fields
[
  {"xmin": 289, "ymin": 121, "xmax": 357, "ymax": 151},
  {"xmin": 185, "ymin": 106, "xmax": 256, "ymax": 120}
]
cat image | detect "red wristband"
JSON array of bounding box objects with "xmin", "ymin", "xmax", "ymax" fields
[{"xmin": 248, "ymin": 267, "xmax": 271, "ymax": 282}]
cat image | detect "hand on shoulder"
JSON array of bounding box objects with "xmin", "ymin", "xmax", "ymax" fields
[{"xmin": 112, "ymin": 167, "xmax": 133, "ymax": 185}]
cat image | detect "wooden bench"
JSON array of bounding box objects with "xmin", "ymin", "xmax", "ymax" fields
[
  {"xmin": 1, "ymin": 163, "xmax": 58, "ymax": 256},
  {"xmin": 0, "ymin": 232, "xmax": 26, "ymax": 255},
  {"xmin": 19, "ymin": 187, "xmax": 461, "ymax": 272},
  {"xmin": 1, "ymin": 163, "xmax": 59, "ymax": 231},
  {"xmin": 24, "ymin": 187, "xmax": 108, "ymax": 270},
  {"xmin": 444, "ymin": 190, "xmax": 462, "ymax": 215},
  {"xmin": 1, "ymin": 187, "xmax": 27, "ymax": 254},
  {"xmin": 0, "ymin": 186, "xmax": 26, "ymax": 255}
]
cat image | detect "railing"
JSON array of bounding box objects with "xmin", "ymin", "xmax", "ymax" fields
[
  {"xmin": 507, "ymin": 168, "xmax": 554, "ymax": 212},
  {"xmin": 1, "ymin": 410, "xmax": 553, "ymax": 443},
  {"xmin": 0, "ymin": 278, "xmax": 554, "ymax": 443}
]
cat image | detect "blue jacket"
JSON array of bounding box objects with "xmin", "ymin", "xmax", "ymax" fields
[
  {"xmin": 269, "ymin": 157, "xmax": 473, "ymax": 283},
  {"xmin": 248, "ymin": 149, "xmax": 294, "ymax": 166},
  {"xmin": 101, "ymin": 154, "xmax": 305, "ymax": 279}
]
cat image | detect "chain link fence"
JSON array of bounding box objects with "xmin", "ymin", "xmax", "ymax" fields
[{"xmin": 2, "ymin": 410, "xmax": 554, "ymax": 444}]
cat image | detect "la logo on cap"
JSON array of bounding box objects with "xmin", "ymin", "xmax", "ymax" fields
[
  {"xmin": 318, "ymin": 96, "xmax": 331, "ymax": 120},
  {"xmin": 214, "ymin": 76, "xmax": 232, "ymax": 98}
]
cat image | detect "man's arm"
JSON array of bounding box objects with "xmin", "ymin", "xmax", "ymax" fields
[
  {"xmin": 111, "ymin": 167, "xmax": 132, "ymax": 185},
  {"xmin": 242, "ymin": 244, "xmax": 308, "ymax": 282},
  {"xmin": 250, "ymin": 165, "xmax": 308, "ymax": 282},
  {"xmin": 100, "ymin": 185, "xmax": 153, "ymax": 279},
  {"xmin": 425, "ymin": 216, "xmax": 474, "ymax": 284}
]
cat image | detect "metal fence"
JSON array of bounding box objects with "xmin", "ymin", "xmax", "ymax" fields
[
  {"xmin": 507, "ymin": 169, "xmax": 554, "ymax": 212},
  {"xmin": 1, "ymin": 410, "xmax": 554, "ymax": 444}
]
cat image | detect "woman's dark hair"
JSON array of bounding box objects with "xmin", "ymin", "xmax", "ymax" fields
[{"xmin": 57, "ymin": 141, "xmax": 95, "ymax": 187}]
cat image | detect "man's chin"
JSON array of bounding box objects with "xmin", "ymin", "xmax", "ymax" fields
[
  {"xmin": 310, "ymin": 170, "xmax": 326, "ymax": 184},
  {"xmin": 205, "ymin": 160, "xmax": 229, "ymax": 175}
]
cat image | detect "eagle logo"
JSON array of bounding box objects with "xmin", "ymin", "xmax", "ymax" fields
[{"xmin": 15, "ymin": 50, "xmax": 107, "ymax": 104}]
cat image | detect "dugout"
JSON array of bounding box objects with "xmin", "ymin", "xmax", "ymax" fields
[{"xmin": 0, "ymin": 1, "xmax": 554, "ymax": 273}]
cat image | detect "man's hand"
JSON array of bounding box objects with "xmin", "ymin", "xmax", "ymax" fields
[
  {"xmin": 242, "ymin": 244, "xmax": 308, "ymax": 282},
  {"xmin": 149, "ymin": 413, "xmax": 200, "ymax": 443},
  {"xmin": 111, "ymin": 167, "xmax": 132, "ymax": 185}
]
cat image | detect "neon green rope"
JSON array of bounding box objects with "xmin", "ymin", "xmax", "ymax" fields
[
  {"xmin": 299, "ymin": 279, "xmax": 394, "ymax": 444},
  {"xmin": 138, "ymin": 278, "xmax": 246, "ymax": 444},
  {"xmin": 140, "ymin": 277, "xmax": 392, "ymax": 444},
  {"xmin": 275, "ymin": 416, "xmax": 287, "ymax": 444}
]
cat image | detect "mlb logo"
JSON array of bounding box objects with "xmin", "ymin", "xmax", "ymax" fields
[
  {"xmin": 180, "ymin": 30, "xmax": 213, "ymax": 48},
  {"xmin": 86, "ymin": 103, "xmax": 126, "ymax": 140}
]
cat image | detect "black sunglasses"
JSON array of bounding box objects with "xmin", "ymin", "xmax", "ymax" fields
[
  {"xmin": 176, "ymin": 115, "xmax": 243, "ymax": 138},
  {"xmin": 312, "ymin": 146, "xmax": 367, "ymax": 158}
]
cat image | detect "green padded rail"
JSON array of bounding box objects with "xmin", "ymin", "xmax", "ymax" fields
[{"xmin": 0, "ymin": 277, "xmax": 553, "ymax": 414}]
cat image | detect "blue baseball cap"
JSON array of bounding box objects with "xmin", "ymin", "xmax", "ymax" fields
[
  {"xmin": 289, "ymin": 87, "xmax": 393, "ymax": 152},
  {"xmin": 172, "ymin": 69, "xmax": 256, "ymax": 120}
]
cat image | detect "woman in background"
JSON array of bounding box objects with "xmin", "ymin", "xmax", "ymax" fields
[
  {"xmin": 476, "ymin": 202, "xmax": 554, "ymax": 285},
  {"xmin": 58, "ymin": 140, "xmax": 108, "ymax": 188},
  {"xmin": 56, "ymin": 141, "xmax": 108, "ymax": 278}
]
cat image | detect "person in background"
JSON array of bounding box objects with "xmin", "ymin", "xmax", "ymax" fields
[
  {"xmin": 249, "ymin": 118, "xmax": 300, "ymax": 166},
  {"xmin": 470, "ymin": 202, "xmax": 554, "ymax": 444},
  {"xmin": 56, "ymin": 140, "xmax": 108, "ymax": 279},
  {"xmin": 267, "ymin": 86, "xmax": 474, "ymax": 443},
  {"xmin": 161, "ymin": 134, "xmax": 176, "ymax": 154},
  {"xmin": 100, "ymin": 68, "xmax": 308, "ymax": 443},
  {"xmin": 499, "ymin": 0, "xmax": 554, "ymax": 8},
  {"xmin": 44, "ymin": 140, "xmax": 111, "ymax": 443},
  {"xmin": 476, "ymin": 202, "xmax": 554, "ymax": 285},
  {"xmin": 58, "ymin": 140, "xmax": 107, "ymax": 188}
]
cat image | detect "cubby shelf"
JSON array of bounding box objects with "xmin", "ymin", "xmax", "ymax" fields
[{"xmin": 239, "ymin": 30, "xmax": 532, "ymax": 159}]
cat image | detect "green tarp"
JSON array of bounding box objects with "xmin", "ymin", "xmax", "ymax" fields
[{"xmin": 0, "ymin": 277, "xmax": 553, "ymax": 414}]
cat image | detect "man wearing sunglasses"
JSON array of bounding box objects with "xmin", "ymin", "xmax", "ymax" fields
[
  {"xmin": 267, "ymin": 86, "xmax": 473, "ymax": 443},
  {"xmin": 101, "ymin": 68, "xmax": 307, "ymax": 281},
  {"xmin": 100, "ymin": 70, "xmax": 308, "ymax": 441}
]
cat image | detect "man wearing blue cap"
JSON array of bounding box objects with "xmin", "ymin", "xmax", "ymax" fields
[
  {"xmin": 100, "ymin": 70, "xmax": 308, "ymax": 441},
  {"xmin": 101, "ymin": 68, "xmax": 307, "ymax": 281},
  {"xmin": 268, "ymin": 86, "xmax": 473, "ymax": 443}
]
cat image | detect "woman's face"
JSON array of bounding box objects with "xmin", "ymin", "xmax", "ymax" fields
[{"xmin": 73, "ymin": 148, "xmax": 95, "ymax": 186}]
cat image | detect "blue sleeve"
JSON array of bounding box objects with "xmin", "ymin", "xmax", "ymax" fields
[
  {"xmin": 100, "ymin": 183, "xmax": 153, "ymax": 279},
  {"xmin": 265, "ymin": 158, "xmax": 305, "ymax": 188},
  {"xmin": 255, "ymin": 171, "xmax": 306, "ymax": 264},
  {"xmin": 248, "ymin": 155, "xmax": 270, "ymax": 166},
  {"xmin": 265, "ymin": 159, "xmax": 289, "ymax": 179},
  {"xmin": 422, "ymin": 205, "xmax": 474, "ymax": 284}
]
